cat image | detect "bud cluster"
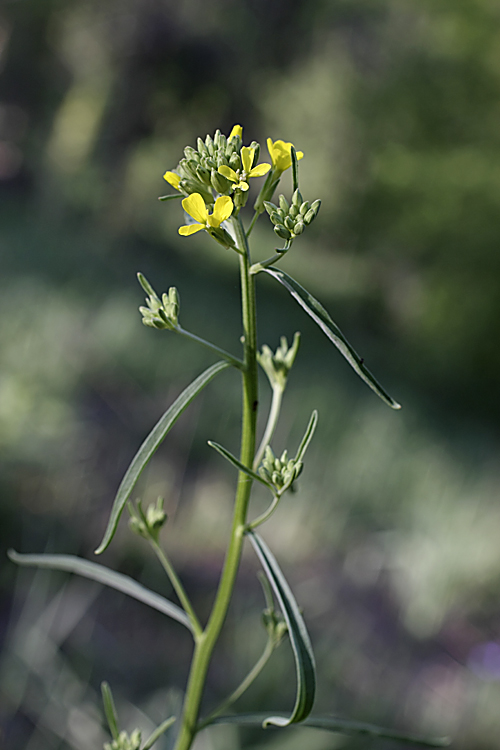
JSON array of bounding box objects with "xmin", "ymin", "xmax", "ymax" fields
[
  {"xmin": 259, "ymin": 446, "xmax": 303, "ymax": 493},
  {"xmin": 138, "ymin": 274, "xmax": 179, "ymax": 330},
  {"xmin": 264, "ymin": 189, "xmax": 321, "ymax": 241},
  {"xmin": 128, "ymin": 497, "xmax": 167, "ymax": 541},
  {"xmin": 257, "ymin": 333, "xmax": 300, "ymax": 391},
  {"xmin": 168, "ymin": 129, "xmax": 257, "ymax": 201},
  {"xmin": 262, "ymin": 607, "xmax": 288, "ymax": 645},
  {"xmin": 104, "ymin": 730, "xmax": 141, "ymax": 750}
]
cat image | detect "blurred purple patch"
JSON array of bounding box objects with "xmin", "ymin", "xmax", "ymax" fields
[{"xmin": 468, "ymin": 642, "xmax": 500, "ymax": 681}]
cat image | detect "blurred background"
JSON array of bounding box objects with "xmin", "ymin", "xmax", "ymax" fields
[{"xmin": 2, "ymin": 0, "xmax": 500, "ymax": 748}]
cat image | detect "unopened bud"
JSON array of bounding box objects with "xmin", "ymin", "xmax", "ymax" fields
[
  {"xmin": 211, "ymin": 169, "xmax": 231, "ymax": 194},
  {"xmin": 274, "ymin": 225, "xmax": 292, "ymax": 240},
  {"xmin": 292, "ymin": 188, "xmax": 303, "ymax": 207},
  {"xmin": 279, "ymin": 195, "xmax": 289, "ymax": 213}
]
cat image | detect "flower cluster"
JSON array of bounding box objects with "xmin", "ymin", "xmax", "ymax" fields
[
  {"xmin": 259, "ymin": 445, "xmax": 303, "ymax": 493},
  {"xmin": 104, "ymin": 730, "xmax": 141, "ymax": 750},
  {"xmin": 162, "ymin": 125, "xmax": 306, "ymax": 247},
  {"xmin": 257, "ymin": 333, "xmax": 301, "ymax": 391},
  {"xmin": 137, "ymin": 273, "xmax": 180, "ymax": 330},
  {"xmin": 264, "ymin": 189, "xmax": 321, "ymax": 242}
]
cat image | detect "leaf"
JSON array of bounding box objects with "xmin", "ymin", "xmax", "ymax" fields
[
  {"xmin": 207, "ymin": 714, "xmax": 450, "ymax": 747},
  {"xmin": 101, "ymin": 682, "xmax": 120, "ymax": 741},
  {"xmin": 247, "ymin": 531, "xmax": 316, "ymax": 727},
  {"xmin": 158, "ymin": 194, "xmax": 183, "ymax": 202},
  {"xmin": 294, "ymin": 410, "xmax": 318, "ymax": 464},
  {"xmin": 95, "ymin": 361, "xmax": 231, "ymax": 554},
  {"xmin": 258, "ymin": 267, "xmax": 401, "ymax": 410},
  {"xmin": 207, "ymin": 441, "xmax": 272, "ymax": 488},
  {"xmin": 8, "ymin": 550, "xmax": 193, "ymax": 632},
  {"xmin": 142, "ymin": 716, "xmax": 176, "ymax": 750}
]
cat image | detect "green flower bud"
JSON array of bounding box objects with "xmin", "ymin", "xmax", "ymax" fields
[
  {"xmin": 184, "ymin": 146, "xmax": 198, "ymax": 160},
  {"xmin": 274, "ymin": 225, "xmax": 292, "ymax": 240},
  {"xmin": 292, "ymin": 188, "xmax": 303, "ymax": 207},
  {"xmin": 205, "ymin": 134, "xmax": 215, "ymax": 155},
  {"xmin": 264, "ymin": 201, "xmax": 278, "ymax": 216},
  {"xmin": 213, "ymin": 128, "xmax": 222, "ymax": 147},
  {"xmin": 293, "ymin": 220, "xmax": 304, "ymax": 235},
  {"xmin": 270, "ymin": 212, "xmax": 281, "ymax": 225},
  {"xmin": 289, "ymin": 204, "xmax": 299, "ymax": 218},
  {"xmin": 304, "ymin": 199, "xmax": 321, "ymax": 224},
  {"xmin": 211, "ymin": 168, "xmax": 231, "ymax": 194},
  {"xmin": 229, "ymin": 152, "xmax": 241, "ymax": 170},
  {"xmin": 249, "ymin": 140, "xmax": 260, "ymax": 162},
  {"xmin": 300, "ymin": 200, "xmax": 310, "ymax": 215},
  {"xmin": 197, "ymin": 137, "xmax": 208, "ymax": 155},
  {"xmin": 196, "ymin": 165, "xmax": 211, "ymax": 185},
  {"xmin": 279, "ymin": 194, "xmax": 289, "ymax": 213},
  {"xmin": 284, "ymin": 216, "xmax": 295, "ymax": 231}
]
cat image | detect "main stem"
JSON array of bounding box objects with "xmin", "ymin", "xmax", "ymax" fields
[{"xmin": 173, "ymin": 217, "xmax": 258, "ymax": 750}]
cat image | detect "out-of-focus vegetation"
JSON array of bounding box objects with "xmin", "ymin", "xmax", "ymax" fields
[{"xmin": 2, "ymin": 0, "xmax": 500, "ymax": 748}]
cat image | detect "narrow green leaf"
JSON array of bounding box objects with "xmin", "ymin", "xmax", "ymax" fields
[
  {"xmin": 258, "ymin": 267, "xmax": 401, "ymax": 410},
  {"xmin": 294, "ymin": 410, "xmax": 318, "ymax": 464},
  {"xmin": 95, "ymin": 361, "xmax": 231, "ymax": 554},
  {"xmin": 247, "ymin": 531, "xmax": 316, "ymax": 727},
  {"xmin": 207, "ymin": 441, "xmax": 272, "ymax": 488},
  {"xmin": 142, "ymin": 716, "xmax": 176, "ymax": 750},
  {"xmin": 8, "ymin": 550, "xmax": 193, "ymax": 632},
  {"xmin": 159, "ymin": 194, "xmax": 182, "ymax": 202},
  {"xmin": 101, "ymin": 682, "xmax": 120, "ymax": 741},
  {"xmin": 208, "ymin": 714, "xmax": 450, "ymax": 747}
]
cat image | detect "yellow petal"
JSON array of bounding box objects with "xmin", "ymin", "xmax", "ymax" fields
[
  {"xmin": 179, "ymin": 223, "xmax": 205, "ymax": 236},
  {"xmin": 241, "ymin": 147, "xmax": 255, "ymax": 173},
  {"xmin": 235, "ymin": 181, "xmax": 249, "ymax": 192},
  {"xmin": 163, "ymin": 171, "xmax": 181, "ymax": 190},
  {"xmin": 210, "ymin": 195, "xmax": 234, "ymax": 226},
  {"xmin": 249, "ymin": 163, "xmax": 271, "ymax": 178},
  {"xmin": 218, "ymin": 165, "xmax": 238, "ymax": 182},
  {"xmin": 182, "ymin": 193, "xmax": 208, "ymax": 224},
  {"xmin": 229, "ymin": 124, "xmax": 243, "ymax": 139},
  {"xmin": 267, "ymin": 139, "xmax": 304, "ymax": 172}
]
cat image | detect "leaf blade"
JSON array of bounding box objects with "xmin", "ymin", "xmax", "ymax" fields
[
  {"xmin": 95, "ymin": 361, "xmax": 231, "ymax": 554},
  {"xmin": 247, "ymin": 531, "xmax": 316, "ymax": 726},
  {"xmin": 258, "ymin": 267, "xmax": 401, "ymax": 410},
  {"xmin": 8, "ymin": 550, "xmax": 193, "ymax": 632},
  {"xmin": 207, "ymin": 714, "xmax": 450, "ymax": 747},
  {"xmin": 207, "ymin": 441, "xmax": 272, "ymax": 488}
]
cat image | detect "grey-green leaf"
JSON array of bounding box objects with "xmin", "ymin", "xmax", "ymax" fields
[
  {"xmin": 207, "ymin": 714, "xmax": 450, "ymax": 747},
  {"xmin": 158, "ymin": 194, "xmax": 183, "ymax": 202},
  {"xmin": 95, "ymin": 361, "xmax": 231, "ymax": 554},
  {"xmin": 101, "ymin": 682, "xmax": 120, "ymax": 741},
  {"xmin": 207, "ymin": 441, "xmax": 272, "ymax": 488},
  {"xmin": 247, "ymin": 531, "xmax": 316, "ymax": 727},
  {"xmin": 294, "ymin": 410, "xmax": 318, "ymax": 464},
  {"xmin": 258, "ymin": 267, "xmax": 401, "ymax": 410},
  {"xmin": 8, "ymin": 550, "xmax": 192, "ymax": 632},
  {"xmin": 142, "ymin": 716, "xmax": 176, "ymax": 750}
]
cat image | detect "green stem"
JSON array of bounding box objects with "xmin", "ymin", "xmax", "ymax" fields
[
  {"xmin": 173, "ymin": 215, "xmax": 258, "ymax": 750},
  {"xmin": 246, "ymin": 210, "xmax": 260, "ymax": 237},
  {"xmin": 176, "ymin": 326, "xmax": 244, "ymax": 370},
  {"xmin": 253, "ymin": 385, "xmax": 283, "ymax": 471},
  {"xmin": 150, "ymin": 539, "xmax": 203, "ymax": 639},
  {"xmin": 198, "ymin": 636, "xmax": 275, "ymax": 729},
  {"xmin": 247, "ymin": 492, "xmax": 281, "ymax": 531}
]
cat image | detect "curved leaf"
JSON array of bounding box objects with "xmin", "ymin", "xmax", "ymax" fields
[
  {"xmin": 207, "ymin": 714, "xmax": 450, "ymax": 747},
  {"xmin": 207, "ymin": 441, "xmax": 271, "ymax": 488},
  {"xmin": 247, "ymin": 531, "xmax": 316, "ymax": 727},
  {"xmin": 8, "ymin": 550, "xmax": 192, "ymax": 632},
  {"xmin": 258, "ymin": 267, "xmax": 401, "ymax": 410},
  {"xmin": 95, "ymin": 361, "xmax": 231, "ymax": 554}
]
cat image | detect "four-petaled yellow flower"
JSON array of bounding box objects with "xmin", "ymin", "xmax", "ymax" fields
[
  {"xmin": 267, "ymin": 138, "xmax": 304, "ymax": 174},
  {"xmin": 163, "ymin": 170, "xmax": 181, "ymax": 190},
  {"xmin": 218, "ymin": 146, "xmax": 271, "ymax": 192},
  {"xmin": 179, "ymin": 193, "xmax": 234, "ymax": 236}
]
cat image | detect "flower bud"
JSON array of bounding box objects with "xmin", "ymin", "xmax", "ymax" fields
[
  {"xmin": 279, "ymin": 195, "xmax": 289, "ymax": 213},
  {"xmin": 274, "ymin": 225, "xmax": 291, "ymax": 240},
  {"xmin": 300, "ymin": 200, "xmax": 310, "ymax": 215},
  {"xmin": 205, "ymin": 134, "xmax": 215, "ymax": 155},
  {"xmin": 284, "ymin": 216, "xmax": 295, "ymax": 231},
  {"xmin": 196, "ymin": 165, "xmax": 211, "ymax": 185},
  {"xmin": 197, "ymin": 137, "xmax": 208, "ymax": 155},
  {"xmin": 249, "ymin": 140, "xmax": 260, "ymax": 162},
  {"xmin": 229, "ymin": 152, "xmax": 241, "ymax": 170},
  {"xmin": 293, "ymin": 220, "xmax": 304, "ymax": 235},
  {"xmin": 211, "ymin": 169, "xmax": 231, "ymax": 194},
  {"xmin": 292, "ymin": 188, "xmax": 303, "ymax": 207},
  {"xmin": 184, "ymin": 146, "xmax": 198, "ymax": 160}
]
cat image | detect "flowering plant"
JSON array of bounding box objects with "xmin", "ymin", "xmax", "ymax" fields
[{"xmin": 10, "ymin": 126, "xmax": 449, "ymax": 750}]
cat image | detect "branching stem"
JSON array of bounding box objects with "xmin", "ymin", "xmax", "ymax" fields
[{"xmin": 253, "ymin": 385, "xmax": 284, "ymax": 471}]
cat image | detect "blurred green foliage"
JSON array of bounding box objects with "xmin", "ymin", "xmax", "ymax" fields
[{"xmin": 2, "ymin": 0, "xmax": 500, "ymax": 748}]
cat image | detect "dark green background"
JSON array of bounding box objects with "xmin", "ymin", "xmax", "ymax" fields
[{"xmin": 2, "ymin": 1, "xmax": 500, "ymax": 748}]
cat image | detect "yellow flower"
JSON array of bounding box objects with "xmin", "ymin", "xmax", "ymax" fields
[
  {"xmin": 178, "ymin": 193, "xmax": 234, "ymax": 236},
  {"xmin": 163, "ymin": 171, "xmax": 181, "ymax": 190},
  {"xmin": 218, "ymin": 147, "xmax": 271, "ymax": 192},
  {"xmin": 267, "ymin": 138, "xmax": 304, "ymax": 174},
  {"xmin": 229, "ymin": 124, "xmax": 243, "ymax": 139}
]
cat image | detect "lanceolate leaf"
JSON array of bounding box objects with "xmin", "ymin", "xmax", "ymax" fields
[
  {"xmin": 207, "ymin": 714, "xmax": 450, "ymax": 747},
  {"xmin": 258, "ymin": 267, "xmax": 401, "ymax": 410},
  {"xmin": 95, "ymin": 361, "xmax": 231, "ymax": 554},
  {"xmin": 8, "ymin": 550, "xmax": 193, "ymax": 631},
  {"xmin": 247, "ymin": 531, "xmax": 316, "ymax": 727},
  {"xmin": 207, "ymin": 441, "xmax": 272, "ymax": 488}
]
